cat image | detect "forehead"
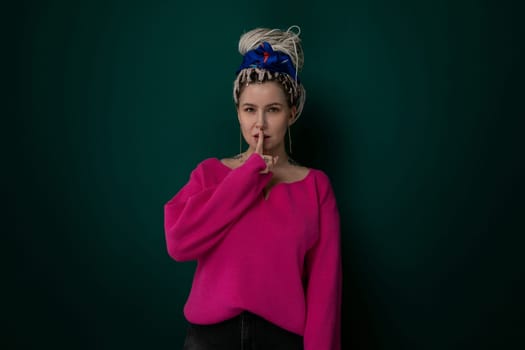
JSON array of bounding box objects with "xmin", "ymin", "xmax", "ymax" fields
[{"xmin": 239, "ymin": 81, "xmax": 287, "ymax": 105}]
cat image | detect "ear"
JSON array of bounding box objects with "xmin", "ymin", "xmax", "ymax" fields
[{"xmin": 288, "ymin": 106, "xmax": 297, "ymax": 126}]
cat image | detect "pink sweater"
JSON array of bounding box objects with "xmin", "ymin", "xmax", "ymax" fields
[{"xmin": 164, "ymin": 153, "xmax": 342, "ymax": 350}]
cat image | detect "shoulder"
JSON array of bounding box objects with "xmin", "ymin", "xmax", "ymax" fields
[
  {"xmin": 192, "ymin": 157, "xmax": 222, "ymax": 171},
  {"xmin": 305, "ymin": 167, "xmax": 332, "ymax": 186},
  {"xmin": 288, "ymin": 158, "xmax": 331, "ymax": 184},
  {"xmin": 286, "ymin": 162, "xmax": 335, "ymax": 197},
  {"xmin": 189, "ymin": 157, "xmax": 228, "ymax": 182},
  {"xmin": 198, "ymin": 157, "xmax": 223, "ymax": 168},
  {"xmin": 306, "ymin": 167, "xmax": 337, "ymax": 203}
]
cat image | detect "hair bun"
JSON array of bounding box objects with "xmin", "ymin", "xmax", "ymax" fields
[{"xmin": 238, "ymin": 26, "xmax": 304, "ymax": 72}]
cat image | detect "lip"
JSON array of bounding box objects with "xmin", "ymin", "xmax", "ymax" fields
[{"xmin": 253, "ymin": 135, "xmax": 270, "ymax": 139}]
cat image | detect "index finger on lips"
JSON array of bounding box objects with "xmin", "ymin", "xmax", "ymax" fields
[{"xmin": 255, "ymin": 129, "xmax": 264, "ymax": 154}]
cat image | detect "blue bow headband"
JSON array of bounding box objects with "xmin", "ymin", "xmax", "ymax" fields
[{"xmin": 235, "ymin": 42, "xmax": 300, "ymax": 83}]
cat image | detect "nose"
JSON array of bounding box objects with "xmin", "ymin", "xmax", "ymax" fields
[{"xmin": 255, "ymin": 111, "xmax": 266, "ymax": 130}]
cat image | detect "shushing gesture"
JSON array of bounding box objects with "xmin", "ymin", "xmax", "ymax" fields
[{"xmin": 255, "ymin": 129, "xmax": 278, "ymax": 174}]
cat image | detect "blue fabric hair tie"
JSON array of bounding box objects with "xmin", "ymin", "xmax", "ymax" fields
[{"xmin": 235, "ymin": 42, "xmax": 300, "ymax": 83}]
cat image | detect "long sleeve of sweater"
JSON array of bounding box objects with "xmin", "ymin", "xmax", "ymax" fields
[
  {"xmin": 303, "ymin": 173, "xmax": 342, "ymax": 350},
  {"xmin": 164, "ymin": 154, "xmax": 271, "ymax": 262}
]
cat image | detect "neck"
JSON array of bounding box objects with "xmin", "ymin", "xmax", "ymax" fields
[{"xmin": 242, "ymin": 146, "xmax": 289, "ymax": 166}]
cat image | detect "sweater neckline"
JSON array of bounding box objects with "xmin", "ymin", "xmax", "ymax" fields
[{"xmin": 212, "ymin": 157, "xmax": 314, "ymax": 186}]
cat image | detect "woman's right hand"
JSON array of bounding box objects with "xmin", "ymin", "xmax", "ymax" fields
[{"xmin": 255, "ymin": 129, "xmax": 278, "ymax": 174}]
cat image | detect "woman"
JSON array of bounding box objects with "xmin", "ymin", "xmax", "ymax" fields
[{"xmin": 164, "ymin": 26, "xmax": 342, "ymax": 350}]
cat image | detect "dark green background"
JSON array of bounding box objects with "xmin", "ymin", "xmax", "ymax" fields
[{"xmin": 9, "ymin": 0, "xmax": 524, "ymax": 349}]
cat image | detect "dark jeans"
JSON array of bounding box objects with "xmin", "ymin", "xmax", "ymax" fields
[{"xmin": 183, "ymin": 311, "xmax": 304, "ymax": 350}]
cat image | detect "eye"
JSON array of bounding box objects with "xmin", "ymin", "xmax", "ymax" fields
[
  {"xmin": 244, "ymin": 107, "xmax": 255, "ymax": 113},
  {"xmin": 268, "ymin": 107, "xmax": 280, "ymax": 113}
]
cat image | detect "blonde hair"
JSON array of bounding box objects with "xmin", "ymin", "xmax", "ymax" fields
[{"xmin": 233, "ymin": 25, "xmax": 306, "ymax": 121}]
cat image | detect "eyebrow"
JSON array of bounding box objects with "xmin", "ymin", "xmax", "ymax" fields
[{"xmin": 241, "ymin": 102, "xmax": 284, "ymax": 108}]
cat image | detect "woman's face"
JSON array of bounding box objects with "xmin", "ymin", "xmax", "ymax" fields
[{"xmin": 237, "ymin": 81, "xmax": 296, "ymax": 154}]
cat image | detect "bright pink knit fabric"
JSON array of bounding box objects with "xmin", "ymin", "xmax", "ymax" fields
[{"xmin": 164, "ymin": 153, "xmax": 342, "ymax": 350}]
